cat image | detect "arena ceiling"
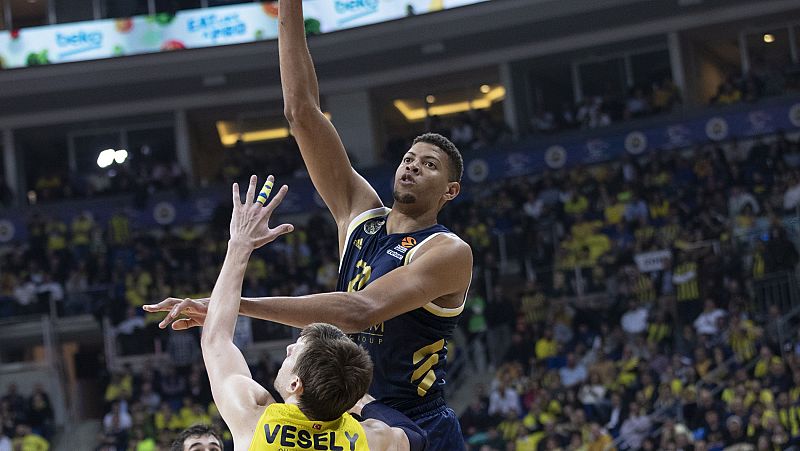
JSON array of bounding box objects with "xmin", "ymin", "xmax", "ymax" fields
[{"xmin": 1, "ymin": 0, "xmax": 799, "ymax": 128}]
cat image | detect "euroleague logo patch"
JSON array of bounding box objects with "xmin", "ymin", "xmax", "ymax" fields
[
  {"xmin": 363, "ymin": 219, "xmax": 385, "ymax": 235},
  {"xmin": 401, "ymin": 236, "xmax": 417, "ymax": 248}
]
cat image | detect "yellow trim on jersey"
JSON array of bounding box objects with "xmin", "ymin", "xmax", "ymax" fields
[
  {"xmin": 402, "ymin": 231, "xmax": 469, "ymax": 318},
  {"xmin": 422, "ymin": 302, "xmax": 465, "ymax": 317},
  {"xmin": 340, "ymin": 207, "xmax": 392, "ymax": 271}
]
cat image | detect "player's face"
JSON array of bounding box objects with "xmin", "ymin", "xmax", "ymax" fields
[
  {"xmin": 274, "ymin": 337, "xmax": 308, "ymax": 396},
  {"xmin": 393, "ymin": 142, "xmax": 451, "ymax": 206},
  {"xmin": 182, "ymin": 434, "xmax": 222, "ymax": 451}
]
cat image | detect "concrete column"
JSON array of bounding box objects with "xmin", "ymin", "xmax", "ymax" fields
[
  {"xmin": 2, "ymin": 129, "xmax": 18, "ymax": 205},
  {"xmin": 571, "ymin": 61, "xmax": 583, "ymax": 103},
  {"xmin": 499, "ymin": 62, "xmax": 520, "ymax": 138},
  {"xmin": 325, "ymin": 90, "xmax": 379, "ymax": 168},
  {"xmin": 668, "ymin": 31, "xmax": 687, "ymax": 100},
  {"xmin": 739, "ymin": 31, "xmax": 751, "ymax": 74},
  {"xmin": 174, "ymin": 109, "xmax": 195, "ymax": 183}
]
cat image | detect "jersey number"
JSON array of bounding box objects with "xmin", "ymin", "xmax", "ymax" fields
[{"xmin": 347, "ymin": 260, "xmax": 372, "ymax": 292}]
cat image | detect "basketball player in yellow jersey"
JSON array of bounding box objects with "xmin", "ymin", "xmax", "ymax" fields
[{"xmin": 202, "ymin": 175, "xmax": 426, "ymax": 450}]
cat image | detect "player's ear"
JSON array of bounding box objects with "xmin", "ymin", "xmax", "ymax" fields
[
  {"xmin": 289, "ymin": 376, "xmax": 304, "ymax": 395},
  {"xmin": 443, "ymin": 181, "xmax": 460, "ymax": 201}
]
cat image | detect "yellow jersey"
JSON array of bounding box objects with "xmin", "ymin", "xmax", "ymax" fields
[{"xmin": 249, "ymin": 403, "xmax": 369, "ymax": 451}]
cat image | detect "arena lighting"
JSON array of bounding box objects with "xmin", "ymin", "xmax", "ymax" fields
[
  {"xmin": 216, "ymin": 113, "xmax": 332, "ymax": 147},
  {"xmin": 97, "ymin": 149, "xmax": 115, "ymax": 168},
  {"xmin": 764, "ymin": 33, "xmax": 775, "ymax": 43},
  {"xmin": 480, "ymin": 84, "xmax": 491, "ymax": 94},
  {"xmin": 394, "ymin": 86, "xmax": 506, "ymax": 121},
  {"xmin": 114, "ymin": 149, "xmax": 128, "ymax": 164},
  {"xmin": 426, "ymin": 95, "xmax": 436, "ymax": 104},
  {"xmin": 97, "ymin": 149, "xmax": 128, "ymax": 168}
]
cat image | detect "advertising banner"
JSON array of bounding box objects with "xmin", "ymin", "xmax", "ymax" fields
[{"xmin": 0, "ymin": 0, "xmax": 485, "ymax": 69}]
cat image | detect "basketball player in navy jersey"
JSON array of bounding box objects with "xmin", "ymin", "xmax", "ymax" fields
[{"xmin": 144, "ymin": 0, "xmax": 472, "ymax": 447}]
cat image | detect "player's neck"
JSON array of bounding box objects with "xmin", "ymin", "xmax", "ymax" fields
[{"xmin": 386, "ymin": 205, "xmax": 438, "ymax": 234}]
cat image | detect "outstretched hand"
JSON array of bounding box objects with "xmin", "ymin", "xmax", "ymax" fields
[
  {"xmin": 143, "ymin": 175, "xmax": 292, "ymax": 330},
  {"xmin": 143, "ymin": 297, "xmax": 209, "ymax": 330},
  {"xmin": 230, "ymin": 174, "xmax": 294, "ymax": 251}
]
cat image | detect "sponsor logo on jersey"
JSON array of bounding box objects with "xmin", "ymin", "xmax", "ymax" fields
[
  {"xmin": 401, "ymin": 236, "xmax": 417, "ymax": 248},
  {"xmin": 353, "ymin": 238, "xmax": 363, "ymax": 249},
  {"xmin": 386, "ymin": 249, "xmax": 404, "ymax": 260},
  {"xmin": 363, "ymin": 219, "xmax": 384, "ymax": 235}
]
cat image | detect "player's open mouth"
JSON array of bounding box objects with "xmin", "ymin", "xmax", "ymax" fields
[{"xmin": 400, "ymin": 174, "xmax": 416, "ymax": 185}]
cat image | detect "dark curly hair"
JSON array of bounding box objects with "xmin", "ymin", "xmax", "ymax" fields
[{"xmin": 412, "ymin": 133, "xmax": 463, "ymax": 182}]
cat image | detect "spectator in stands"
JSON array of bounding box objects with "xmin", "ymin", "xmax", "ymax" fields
[
  {"xmin": 728, "ymin": 185, "xmax": 760, "ymax": 217},
  {"xmin": 619, "ymin": 402, "xmax": 652, "ymax": 450},
  {"xmin": 651, "ymin": 77, "xmax": 681, "ymax": 113},
  {"xmin": 712, "ymin": 78, "xmax": 743, "ymax": 105},
  {"xmin": 170, "ymin": 424, "xmax": 223, "ymax": 451},
  {"xmin": 625, "ymin": 87, "xmax": 651, "ymax": 119},
  {"xmin": 115, "ymin": 307, "xmax": 146, "ymax": 354},
  {"xmin": 531, "ymin": 109, "xmax": 557, "ymax": 134},
  {"xmin": 693, "ymin": 298, "xmax": 726, "ymax": 338},
  {"xmin": 103, "ymin": 400, "xmax": 132, "ymax": 445},
  {"xmin": 450, "ymin": 113, "xmax": 475, "ymax": 149},
  {"xmin": 782, "ymin": 172, "xmax": 800, "ymax": 211},
  {"xmin": 12, "ymin": 424, "xmax": 48, "ymax": 451},
  {"xmin": 559, "ymin": 352, "xmax": 588, "ymax": 388},
  {"xmin": 621, "ymin": 300, "xmax": 649, "ymax": 336},
  {"xmin": 0, "ymin": 431, "xmax": 9, "ymax": 451},
  {"xmin": 137, "ymin": 382, "xmax": 161, "ymax": 415},
  {"xmin": 488, "ymin": 380, "xmax": 521, "ymax": 418},
  {"xmin": 26, "ymin": 385, "xmax": 53, "ymax": 441}
]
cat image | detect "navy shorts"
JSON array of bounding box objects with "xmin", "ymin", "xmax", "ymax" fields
[{"xmin": 407, "ymin": 399, "xmax": 466, "ymax": 451}]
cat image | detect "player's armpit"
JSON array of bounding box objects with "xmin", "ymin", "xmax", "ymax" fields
[
  {"xmin": 353, "ymin": 236, "xmax": 472, "ymax": 330},
  {"xmin": 361, "ymin": 419, "xmax": 411, "ymax": 451}
]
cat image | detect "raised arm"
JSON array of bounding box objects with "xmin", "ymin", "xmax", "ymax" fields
[
  {"xmin": 202, "ymin": 240, "xmax": 272, "ymax": 446},
  {"xmin": 152, "ymin": 235, "xmax": 472, "ymax": 333},
  {"xmin": 279, "ymin": 0, "xmax": 382, "ymax": 234},
  {"xmin": 201, "ymin": 176, "xmax": 293, "ymax": 446}
]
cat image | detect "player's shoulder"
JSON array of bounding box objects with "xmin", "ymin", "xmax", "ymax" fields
[{"xmin": 417, "ymin": 232, "xmax": 472, "ymax": 261}]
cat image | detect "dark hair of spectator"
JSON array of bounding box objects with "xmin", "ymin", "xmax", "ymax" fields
[{"xmin": 170, "ymin": 424, "xmax": 223, "ymax": 451}]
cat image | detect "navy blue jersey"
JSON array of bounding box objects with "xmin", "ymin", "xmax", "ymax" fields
[{"xmin": 336, "ymin": 207, "xmax": 465, "ymax": 415}]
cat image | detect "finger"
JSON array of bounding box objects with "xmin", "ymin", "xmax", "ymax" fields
[
  {"xmin": 172, "ymin": 318, "xmax": 201, "ymax": 330},
  {"xmin": 158, "ymin": 316, "xmax": 175, "ymax": 329},
  {"xmin": 254, "ymin": 223, "xmax": 294, "ymax": 248},
  {"xmin": 256, "ymin": 175, "xmax": 275, "ymax": 206},
  {"xmin": 273, "ymin": 223, "xmax": 295, "ymax": 237},
  {"xmin": 163, "ymin": 298, "xmax": 192, "ymax": 324},
  {"xmin": 143, "ymin": 298, "xmax": 180, "ymax": 312},
  {"xmin": 232, "ymin": 183, "xmax": 241, "ymax": 209},
  {"xmin": 244, "ymin": 175, "xmax": 258, "ymax": 206},
  {"xmin": 263, "ymin": 184, "xmax": 289, "ymax": 216}
]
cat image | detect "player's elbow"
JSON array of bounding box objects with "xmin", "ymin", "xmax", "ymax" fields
[
  {"xmin": 283, "ymin": 102, "xmax": 318, "ymax": 125},
  {"xmin": 340, "ymin": 294, "xmax": 378, "ymax": 333}
]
